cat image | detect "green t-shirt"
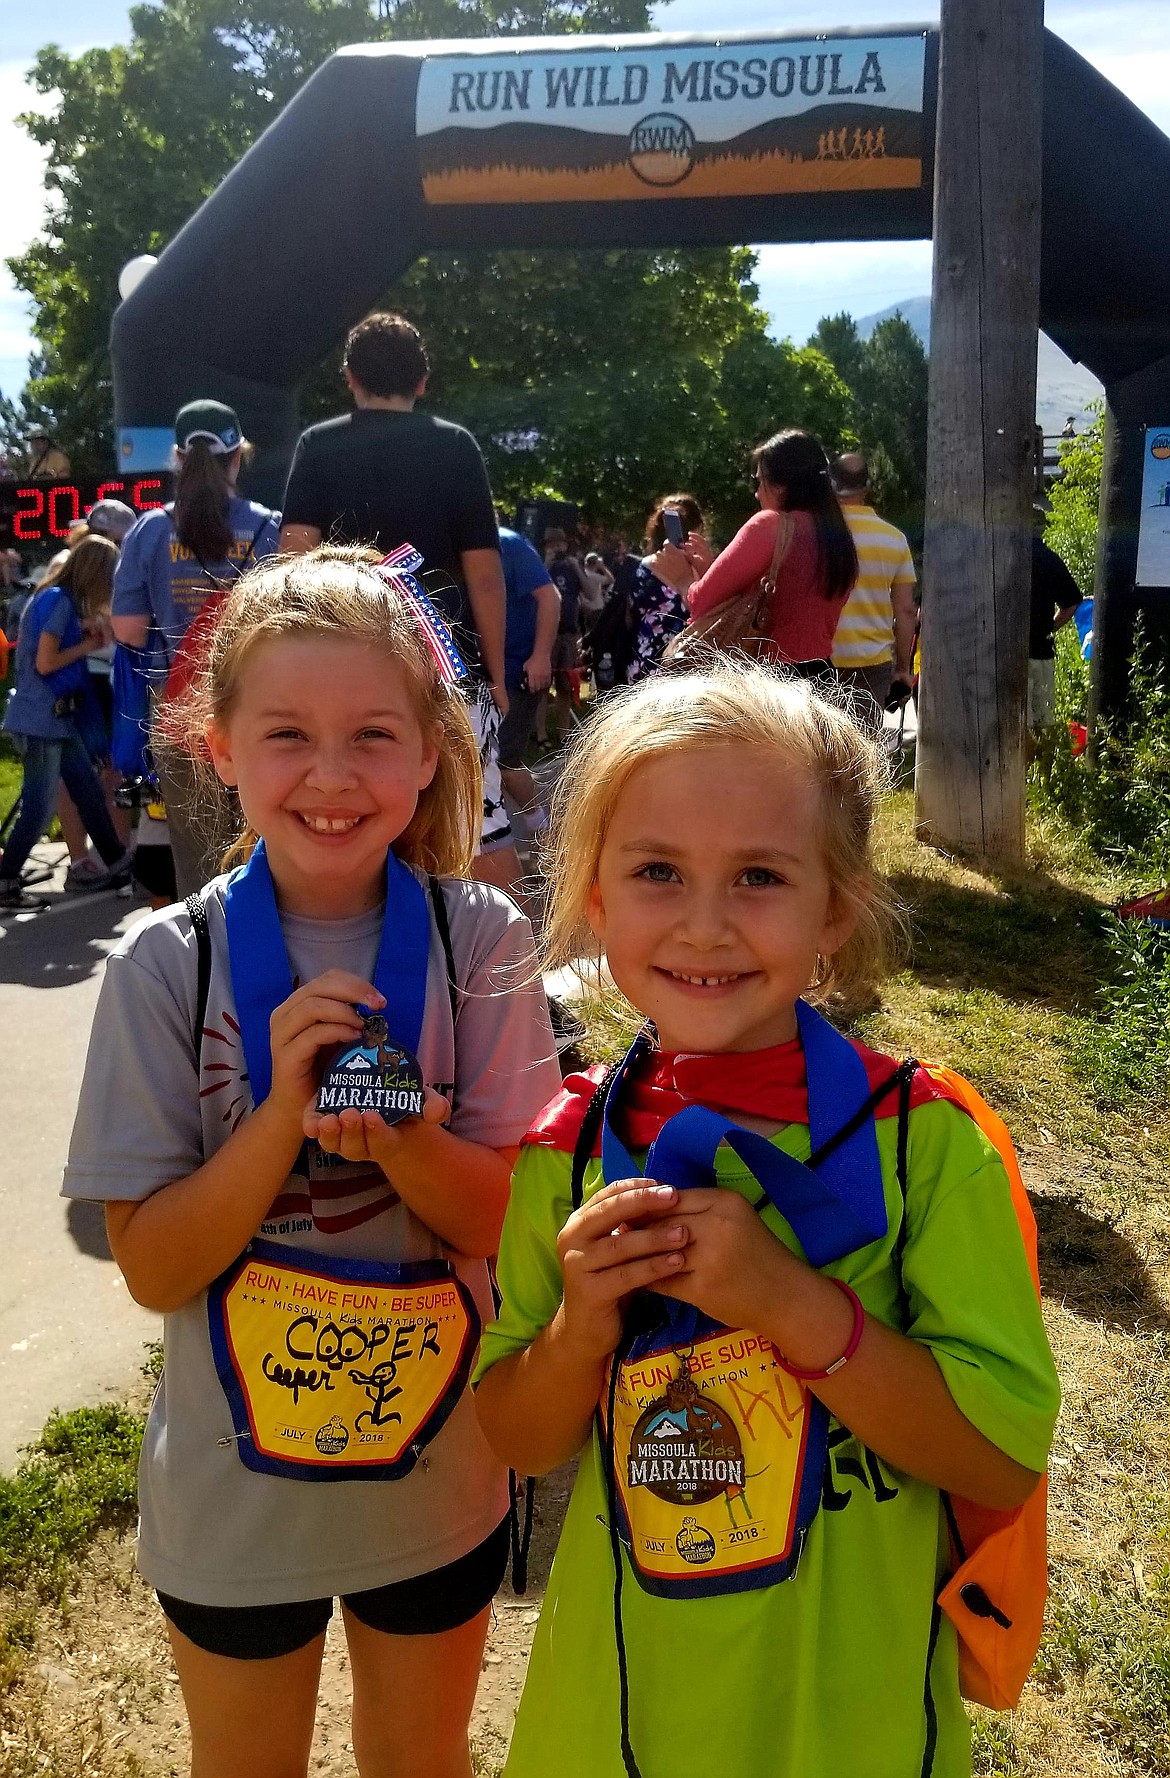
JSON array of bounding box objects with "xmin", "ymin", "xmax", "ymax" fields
[{"xmin": 476, "ymin": 1097, "xmax": 1059, "ymax": 1778}]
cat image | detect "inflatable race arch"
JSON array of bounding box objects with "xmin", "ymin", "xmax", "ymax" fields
[
  {"xmin": 112, "ymin": 25, "xmax": 943, "ymax": 498},
  {"xmin": 111, "ymin": 22, "xmax": 1170, "ymax": 699}
]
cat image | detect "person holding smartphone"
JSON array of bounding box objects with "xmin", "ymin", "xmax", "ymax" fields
[
  {"xmin": 626, "ymin": 494, "xmax": 705, "ymax": 683},
  {"xmin": 653, "ymin": 432, "xmax": 857, "ymax": 678}
]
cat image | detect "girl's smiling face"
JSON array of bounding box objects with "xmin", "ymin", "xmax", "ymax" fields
[
  {"xmin": 585, "ymin": 743, "xmax": 856, "ymax": 1054},
  {"xmin": 206, "ymin": 634, "xmax": 439, "ymax": 918}
]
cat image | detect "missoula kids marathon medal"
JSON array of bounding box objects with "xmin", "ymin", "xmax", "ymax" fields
[
  {"xmin": 316, "ymin": 1013, "xmax": 426, "ymax": 1123},
  {"xmin": 628, "ymin": 1366, "xmax": 743, "ymax": 1510},
  {"xmin": 599, "ymin": 1002, "xmax": 888, "ymax": 1597},
  {"xmin": 208, "ymin": 835, "xmax": 480, "ymax": 1482}
]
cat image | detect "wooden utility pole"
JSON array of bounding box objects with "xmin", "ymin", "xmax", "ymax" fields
[{"xmin": 914, "ymin": 0, "xmax": 1045, "ymax": 861}]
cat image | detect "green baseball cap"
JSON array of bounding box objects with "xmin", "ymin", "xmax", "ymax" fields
[{"xmin": 174, "ymin": 399, "xmax": 243, "ymax": 454}]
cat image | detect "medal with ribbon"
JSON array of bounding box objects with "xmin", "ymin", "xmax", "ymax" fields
[
  {"xmin": 599, "ymin": 1000, "xmax": 888, "ymax": 1596},
  {"xmin": 206, "ymin": 840, "xmax": 480, "ymax": 1482}
]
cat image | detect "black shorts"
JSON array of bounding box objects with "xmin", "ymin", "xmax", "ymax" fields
[
  {"xmin": 497, "ymin": 684, "xmax": 541, "ymax": 769},
  {"xmin": 157, "ymin": 1517, "xmax": 509, "ymax": 1661}
]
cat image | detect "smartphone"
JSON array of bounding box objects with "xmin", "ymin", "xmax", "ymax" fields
[{"xmin": 663, "ymin": 509, "xmax": 685, "ymax": 548}]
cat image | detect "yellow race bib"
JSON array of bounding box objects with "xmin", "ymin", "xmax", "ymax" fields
[
  {"xmin": 208, "ymin": 1240, "xmax": 480, "ymax": 1480},
  {"xmin": 602, "ymin": 1326, "xmax": 827, "ymax": 1596}
]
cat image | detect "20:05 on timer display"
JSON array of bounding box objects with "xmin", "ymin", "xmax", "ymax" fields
[{"xmin": 1, "ymin": 476, "xmax": 171, "ymax": 546}]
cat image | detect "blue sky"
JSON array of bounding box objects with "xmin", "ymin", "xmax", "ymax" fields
[{"xmin": 2, "ymin": 1, "xmax": 1168, "ymax": 402}]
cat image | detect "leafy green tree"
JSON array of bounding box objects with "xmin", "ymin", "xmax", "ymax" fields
[
  {"xmin": 8, "ymin": 0, "xmax": 658, "ymax": 474},
  {"xmin": 807, "ymin": 313, "xmax": 866, "ymax": 393},
  {"xmin": 0, "ymin": 385, "xmax": 48, "ymax": 472},
  {"xmin": 808, "ymin": 309, "xmax": 928, "ymax": 542},
  {"xmin": 858, "ymin": 315, "xmax": 928, "ymax": 533}
]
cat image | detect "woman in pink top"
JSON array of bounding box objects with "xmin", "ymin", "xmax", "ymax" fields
[{"xmin": 655, "ymin": 429, "xmax": 858, "ymax": 671}]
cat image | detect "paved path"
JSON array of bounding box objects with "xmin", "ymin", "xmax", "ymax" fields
[{"xmin": 0, "ymin": 852, "xmax": 159, "ymax": 1471}]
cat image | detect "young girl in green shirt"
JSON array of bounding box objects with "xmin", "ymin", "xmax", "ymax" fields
[{"xmin": 475, "ymin": 659, "xmax": 1059, "ymax": 1778}]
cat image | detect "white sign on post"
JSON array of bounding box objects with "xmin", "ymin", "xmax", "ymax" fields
[{"xmin": 1135, "ymin": 427, "xmax": 1170, "ymax": 588}]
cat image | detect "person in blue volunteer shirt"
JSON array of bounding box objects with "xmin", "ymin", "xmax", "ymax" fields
[
  {"xmin": 498, "ymin": 525, "xmax": 560, "ymax": 852},
  {"xmin": 1, "ymin": 536, "xmax": 132, "ymax": 910},
  {"xmin": 112, "ymin": 400, "xmax": 280, "ymax": 896}
]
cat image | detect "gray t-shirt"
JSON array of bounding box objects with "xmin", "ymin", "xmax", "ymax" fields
[{"xmin": 63, "ymin": 873, "xmax": 560, "ymax": 1607}]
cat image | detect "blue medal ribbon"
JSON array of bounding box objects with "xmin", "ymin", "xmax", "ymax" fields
[
  {"xmin": 222, "ymin": 839, "xmax": 431, "ymax": 1108},
  {"xmin": 601, "ymin": 999, "xmax": 888, "ymax": 1272}
]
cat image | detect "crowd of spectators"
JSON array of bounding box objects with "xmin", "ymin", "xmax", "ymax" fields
[{"xmin": 0, "ymin": 307, "xmax": 934, "ymax": 911}]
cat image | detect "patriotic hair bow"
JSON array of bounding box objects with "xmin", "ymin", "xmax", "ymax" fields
[{"xmin": 375, "ymin": 544, "xmax": 468, "ymax": 687}]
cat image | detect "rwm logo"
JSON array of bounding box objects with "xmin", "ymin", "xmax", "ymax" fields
[{"xmin": 628, "ymin": 112, "xmax": 696, "ymax": 186}]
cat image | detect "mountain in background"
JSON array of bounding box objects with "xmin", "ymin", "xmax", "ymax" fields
[{"xmin": 857, "ymin": 293, "xmax": 1103, "ymax": 436}]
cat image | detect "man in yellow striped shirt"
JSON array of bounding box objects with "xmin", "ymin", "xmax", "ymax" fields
[{"xmin": 830, "ymin": 453, "xmax": 917, "ymax": 731}]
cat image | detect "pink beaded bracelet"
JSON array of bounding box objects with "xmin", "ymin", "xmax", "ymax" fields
[{"xmin": 776, "ymin": 1279, "xmax": 865, "ymax": 1381}]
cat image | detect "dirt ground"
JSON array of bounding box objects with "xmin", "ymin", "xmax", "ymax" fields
[{"xmin": 2, "ymin": 1460, "xmax": 576, "ymax": 1778}]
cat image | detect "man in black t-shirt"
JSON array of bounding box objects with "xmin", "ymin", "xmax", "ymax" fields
[
  {"xmin": 280, "ymin": 313, "xmax": 505, "ymax": 687},
  {"xmin": 280, "ymin": 312, "xmax": 521, "ymax": 890}
]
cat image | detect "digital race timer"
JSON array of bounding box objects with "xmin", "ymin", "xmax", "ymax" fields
[{"xmin": 0, "ymin": 475, "xmax": 175, "ymax": 551}]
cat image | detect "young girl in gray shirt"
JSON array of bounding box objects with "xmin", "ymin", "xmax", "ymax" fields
[{"xmin": 65, "ymin": 546, "xmax": 560, "ymax": 1778}]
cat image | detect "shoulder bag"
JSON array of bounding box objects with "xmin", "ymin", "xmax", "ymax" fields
[{"xmin": 664, "ymin": 512, "xmax": 794, "ymax": 666}]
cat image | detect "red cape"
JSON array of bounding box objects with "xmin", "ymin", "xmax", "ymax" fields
[{"xmin": 525, "ymin": 1039, "xmax": 964, "ymax": 1155}]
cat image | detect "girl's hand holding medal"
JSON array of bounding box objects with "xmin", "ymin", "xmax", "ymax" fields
[
  {"xmin": 265, "ymin": 969, "xmax": 384, "ymax": 1128},
  {"xmin": 555, "ymin": 1178, "xmax": 836, "ymax": 1370},
  {"xmin": 554, "ymin": 1176, "xmax": 689, "ymax": 1364},
  {"xmin": 650, "ymin": 1184, "xmax": 810, "ymax": 1338},
  {"xmin": 296, "ymin": 991, "xmax": 451, "ymax": 1171},
  {"xmin": 306, "ymin": 1087, "xmax": 452, "ymax": 1169}
]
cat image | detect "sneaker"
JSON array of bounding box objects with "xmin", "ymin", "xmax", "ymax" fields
[
  {"xmin": 64, "ymin": 857, "xmax": 108, "ymax": 890},
  {"xmin": 105, "ymin": 849, "xmax": 136, "ymax": 890},
  {"xmin": 0, "ymin": 879, "xmax": 50, "ymax": 912},
  {"xmin": 67, "ymin": 849, "xmax": 136, "ymax": 893}
]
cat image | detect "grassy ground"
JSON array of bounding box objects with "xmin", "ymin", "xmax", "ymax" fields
[
  {"xmin": 0, "ymin": 740, "xmax": 21, "ymax": 822},
  {"xmin": 869, "ymin": 794, "xmax": 1170, "ymax": 1776},
  {"xmin": 0, "ymin": 792, "xmax": 1166, "ymax": 1774},
  {"xmin": 0, "ymin": 1406, "xmax": 145, "ymax": 1771}
]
